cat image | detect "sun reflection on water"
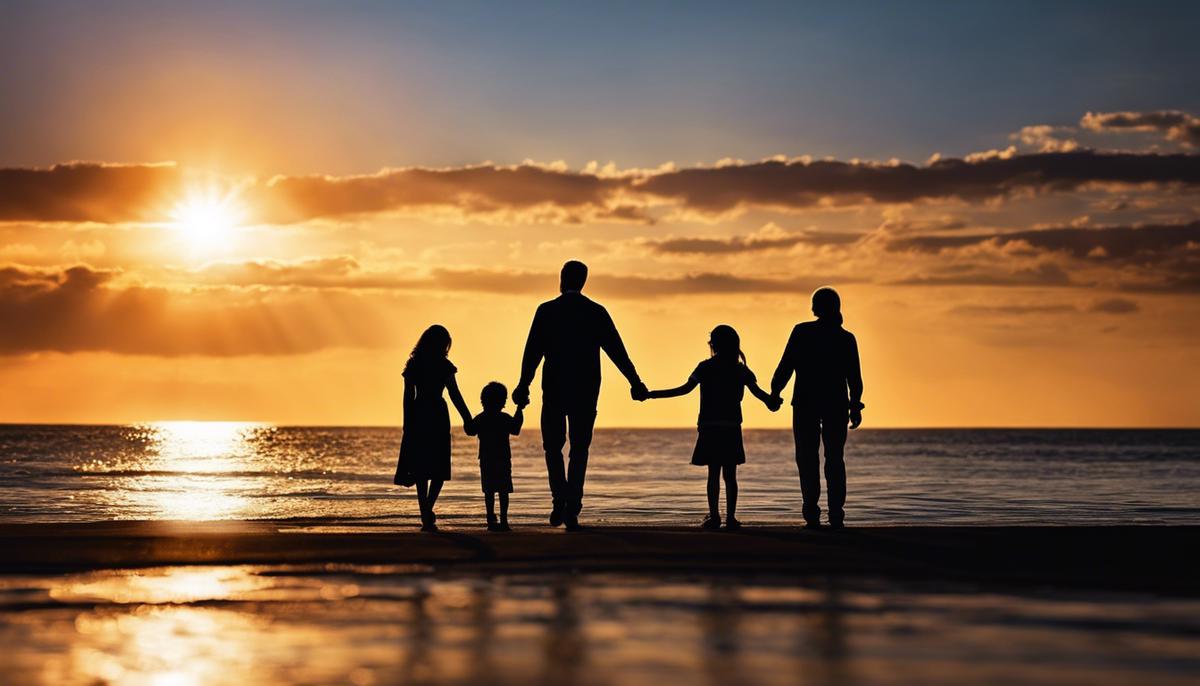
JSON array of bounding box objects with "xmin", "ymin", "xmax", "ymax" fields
[{"xmin": 120, "ymin": 421, "xmax": 269, "ymax": 520}]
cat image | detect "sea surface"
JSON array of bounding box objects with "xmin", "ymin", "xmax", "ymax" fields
[{"xmin": 1, "ymin": 424, "xmax": 1198, "ymax": 526}]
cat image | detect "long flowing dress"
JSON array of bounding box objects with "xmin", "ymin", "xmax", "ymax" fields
[{"xmin": 394, "ymin": 358, "xmax": 457, "ymax": 486}]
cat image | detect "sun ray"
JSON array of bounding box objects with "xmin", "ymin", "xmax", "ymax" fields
[{"xmin": 169, "ymin": 186, "xmax": 246, "ymax": 254}]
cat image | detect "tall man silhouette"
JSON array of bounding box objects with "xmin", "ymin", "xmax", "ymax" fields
[
  {"xmin": 770, "ymin": 287, "xmax": 864, "ymax": 529},
  {"xmin": 514, "ymin": 261, "xmax": 648, "ymax": 531}
]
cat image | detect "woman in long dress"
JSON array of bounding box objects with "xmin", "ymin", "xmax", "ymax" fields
[{"xmin": 394, "ymin": 325, "xmax": 474, "ymax": 531}]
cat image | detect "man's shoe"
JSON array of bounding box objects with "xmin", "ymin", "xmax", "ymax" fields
[
  {"xmin": 724, "ymin": 517, "xmax": 742, "ymax": 531},
  {"xmin": 549, "ymin": 502, "xmax": 564, "ymax": 527},
  {"xmin": 564, "ymin": 515, "xmax": 584, "ymax": 532},
  {"xmin": 420, "ymin": 522, "xmax": 438, "ymax": 532},
  {"xmin": 497, "ymin": 522, "xmax": 511, "ymax": 532},
  {"xmin": 701, "ymin": 514, "xmax": 722, "ymax": 530},
  {"xmin": 486, "ymin": 521, "xmax": 501, "ymax": 532},
  {"xmin": 829, "ymin": 520, "xmax": 845, "ymax": 530},
  {"xmin": 804, "ymin": 521, "xmax": 822, "ymax": 530}
]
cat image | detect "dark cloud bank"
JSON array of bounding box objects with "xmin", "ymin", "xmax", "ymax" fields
[
  {"xmin": 0, "ymin": 265, "xmax": 389, "ymax": 355},
  {"xmin": 4, "ymin": 150, "xmax": 1200, "ymax": 223}
]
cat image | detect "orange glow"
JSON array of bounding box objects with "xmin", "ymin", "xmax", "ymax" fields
[{"xmin": 169, "ymin": 187, "xmax": 245, "ymax": 254}]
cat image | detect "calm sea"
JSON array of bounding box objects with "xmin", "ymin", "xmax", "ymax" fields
[{"xmin": 1, "ymin": 424, "xmax": 1198, "ymax": 526}]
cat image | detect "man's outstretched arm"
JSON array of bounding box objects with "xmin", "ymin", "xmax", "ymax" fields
[
  {"xmin": 514, "ymin": 307, "xmax": 546, "ymax": 404},
  {"xmin": 770, "ymin": 326, "xmax": 800, "ymax": 398},
  {"xmin": 598, "ymin": 308, "xmax": 645, "ymax": 394}
]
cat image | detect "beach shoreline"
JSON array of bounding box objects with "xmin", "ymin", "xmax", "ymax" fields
[{"xmin": 2, "ymin": 521, "xmax": 1196, "ymax": 597}]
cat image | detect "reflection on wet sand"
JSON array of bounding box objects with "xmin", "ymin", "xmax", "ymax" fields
[
  {"xmin": 542, "ymin": 578, "xmax": 585, "ymax": 686},
  {"xmin": 701, "ymin": 582, "xmax": 745, "ymax": 686},
  {"xmin": 2, "ymin": 565, "xmax": 1199, "ymax": 686},
  {"xmin": 805, "ymin": 580, "xmax": 851, "ymax": 686},
  {"xmin": 399, "ymin": 584, "xmax": 435, "ymax": 684},
  {"xmin": 467, "ymin": 582, "xmax": 497, "ymax": 684}
]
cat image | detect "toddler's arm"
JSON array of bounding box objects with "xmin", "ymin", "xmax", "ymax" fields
[{"xmin": 510, "ymin": 407, "xmax": 524, "ymax": 436}]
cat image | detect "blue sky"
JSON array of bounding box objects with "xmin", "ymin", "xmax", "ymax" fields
[{"xmin": 3, "ymin": 0, "xmax": 1198, "ymax": 172}]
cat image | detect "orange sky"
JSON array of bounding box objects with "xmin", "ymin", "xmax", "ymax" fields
[
  {"xmin": 2, "ymin": 153, "xmax": 1198, "ymax": 427},
  {"xmin": 2, "ymin": 4, "xmax": 1199, "ymax": 427}
]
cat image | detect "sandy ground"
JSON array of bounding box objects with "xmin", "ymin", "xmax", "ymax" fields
[{"xmin": 2, "ymin": 521, "xmax": 1197, "ymax": 595}]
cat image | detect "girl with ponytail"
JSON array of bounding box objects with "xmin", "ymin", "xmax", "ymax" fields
[{"xmin": 643, "ymin": 324, "xmax": 779, "ymax": 530}]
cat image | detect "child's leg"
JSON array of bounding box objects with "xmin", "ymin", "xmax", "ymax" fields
[
  {"xmin": 722, "ymin": 464, "xmax": 739, "ymax": 520},
  {"xmin": 706, "ymin": 465, "xmax": 721, "ymax": 517},
  {"xmin": 499, "ymin": 493, "xmax": 509, "ymax": 523},
  {"xmin": 485, "ymin": 492, "xmax": 496, "ymax": 522}
]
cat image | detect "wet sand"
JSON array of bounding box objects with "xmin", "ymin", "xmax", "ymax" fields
[
  {"xmin": 2, "ymin": 521, "xmax": 1197, "ymax": 596},
  {"xmin": 4, "ymin": 523, "xmax": 1200, "ymax": 685}
]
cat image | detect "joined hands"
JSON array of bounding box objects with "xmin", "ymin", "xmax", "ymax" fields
[
  {"xmin": 512, "ymin": 384, "xmax": 530, "ymax": 409},
  {"xmin": 630, "ymin": 381, "xmax": 650, "ymax": 402}
]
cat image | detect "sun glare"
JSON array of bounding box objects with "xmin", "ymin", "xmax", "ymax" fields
[{"xmin": 169, "ymin": 189, "xmax": 244, "ymax": 252}]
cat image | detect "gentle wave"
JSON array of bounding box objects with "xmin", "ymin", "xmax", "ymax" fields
[{"xmin": 1, "ymin": 425, "xmax": 1197, "ymax": 525}]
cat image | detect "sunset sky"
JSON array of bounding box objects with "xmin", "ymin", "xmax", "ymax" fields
[{"xmin": 2, "ymin": 0, "xmax": 1199, "ymax": 427}]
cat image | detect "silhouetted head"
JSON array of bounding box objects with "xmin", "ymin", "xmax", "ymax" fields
[
  {"xmin": 481, "ymin": 381, "xmax": 507, "ymax": 411},
  {"xmin": 708, "ymin": 324, "xmax": 747, "ymax": 364},
  {"xmin": 811, "ymin": 287, "xmax": 843, "ymax": 326},
  {"xmin": 406, "ymin": 324, "xmax": 452, "ymax": 371},
  {"xmin": 560, "ymin": 260, "xmax": 588, "ymax": 292}
]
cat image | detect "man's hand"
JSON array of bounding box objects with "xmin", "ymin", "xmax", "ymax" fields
[
  {"xmin": 512, "ymin": 384, "xmax": 530, "ymax": 408},
  {"xmin": 849, "ymin": 408, "xmax": 863, "ymax": 430},
  {"xmin": 463, "ymin": 418, "xmax": 477, "ymax": 436},
  {"xmin": 630, "ymin": 381, "xmax": 649, "ymax": 402},
  {"xmin": 767, "ymin": 394, "xmax": 784, "ymax": 412}
]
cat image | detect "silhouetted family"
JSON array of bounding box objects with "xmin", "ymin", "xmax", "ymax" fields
[{"xmin": 395, "ymin": 260, "xmax": 864, "ymax": 532}]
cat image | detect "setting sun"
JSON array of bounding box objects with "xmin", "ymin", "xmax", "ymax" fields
[{"xmin": 170, "ymin": 191, "xmax": 243, "ymax": 252}]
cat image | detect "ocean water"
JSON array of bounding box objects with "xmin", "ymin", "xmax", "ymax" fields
[{"xmin": 2, "ymin": 424, "xmax": 1198, "ymax": 526}]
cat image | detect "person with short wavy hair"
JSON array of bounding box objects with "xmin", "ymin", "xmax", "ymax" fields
[{"xmin": 513, "ymin": 260, "xmax": 648, "ymax": 530}]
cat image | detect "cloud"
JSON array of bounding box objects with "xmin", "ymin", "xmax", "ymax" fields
[
  {"xmin": 891, "ymin": 221, "xmax": 1200, "ymax": 293},
  {"xmin": 0, "ymin": 162, "xmax": 182, "ymax": 222},
  {"xmin": 893, "ymin": 262, "xmax": 1075, "ymax": 288},
  {"xmin": 192, "ymin": 256, "xmax": 424, "ymax": 290},
  {"xmin": 640, "ymin": 223, "xmax": 862, "ymax": 255},
  {"xmin": 893, "ymin": 221, "xmax": 1200, "ymax": 261},
  {"xmin": 190, "ymin": 258, "xmax": 846, "ymax": 298},
  {"xmin": 1088, "ymin": 297, "xmax": 1140, "ymax": 314},
  {"xmin": 950, "ymin": 299, "xmax": 1141, "ymax": 317},
  {"xmin": 1082, "ymin": 110, "xmax": 1200, "ymax": 148},
  {"xmin": 0, "ymin": 264, "xmax": 392, "ymax": 355},
  {"xmin": 634, "ymin": 151, "xmax": 1200, "ymax": 213},
  {"xmin": 5, "ymin": 149, "xmax": 1200, "ymax": 225},
  {"xmin": 252, "ymin": 163, "xmax": 631, "ymax": 224},
  {"xmin": 949, "ymin": 303, "xmax": 1077, "ymax": 316},
  {"xmin": 1011, "ymin": 125, "xmax": 1080, "ymax": 153}
]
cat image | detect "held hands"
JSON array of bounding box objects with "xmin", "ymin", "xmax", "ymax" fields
[
  {"xmin": 512, "ymin": 384, "xmax": 530, "ymax": 409},
  {"xmin": 630, "ymin": 380, "xmax": 650, "ymax": 402},
  {"xmin": 766, "ymin": 394, "xmax": 784, "ymax": 412},
  {"xmin": 463, "ymin": 417, "xmax": 477, "ymax": 436}
]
